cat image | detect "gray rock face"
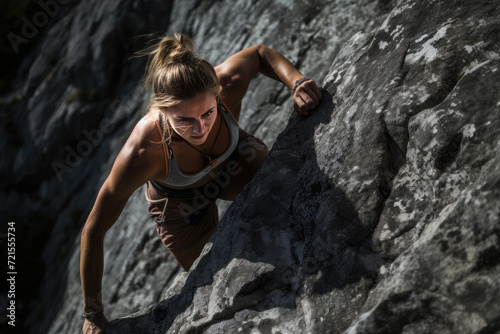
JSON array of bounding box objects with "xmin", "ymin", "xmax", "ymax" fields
[
  {"xmin": 3, "ymin": 0, "xmax": 499, "ymax": 333},
  {"xmin": 105, "ymin": 0, "xmax": 500, "ymax": 333},
  {"xmin": 1, "ymin": 0, "xmax": 393, "ymax": 333},
  {"xmin": 1, "ymin": 0, "xmax": 174, "ymax": 333}
]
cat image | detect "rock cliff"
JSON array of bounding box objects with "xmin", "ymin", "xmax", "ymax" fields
[
  {"xmin": 1, "ymin": 0, "xmax": 393, "ymax": 333},
  {"xmin": 106, "ymin": 0, "xmax": 500, "ymax": 333},
  {"xmin": 1, "ymin": 0, "xmax": 499, "ymax": 333},
  {"xmin": 1, "ymin": 0, "xmax": 176, "ymax": 332}
]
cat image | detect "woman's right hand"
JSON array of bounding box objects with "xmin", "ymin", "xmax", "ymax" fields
[
  {"xmin": 82, "ymin": 312, "xmax": 108, "ymax": 334},
  {"xmin": 293, "ymin": 78, "xmax": 322, "ymax": 116}
]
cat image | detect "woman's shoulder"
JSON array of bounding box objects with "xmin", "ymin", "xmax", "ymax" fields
[
  {"xmin": 119, "ymin": 113, "xmax": 164, "ymax": 163},
  {"xmin": 105, "ymin": 114, "xmax": 165, "ymax": 191},
  {"xmin": 110, "ymin": 113, "xmax": 166, "ymax": 182},
  {"xmin": 134, "ymin": 113, "xmax": 161, "ymax": 142}
]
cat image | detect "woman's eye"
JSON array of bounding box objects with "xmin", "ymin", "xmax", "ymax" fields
[{"xmin": 203, "ymin": 110, "xmax": 214, "ymax": 117}]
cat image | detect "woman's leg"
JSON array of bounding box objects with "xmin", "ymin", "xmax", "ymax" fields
[
  {"xmin": 168, "ymin": 225, "xmax": 216, "ymax": 271},
  {"xmin": 154, "ymin": 200, "xmax": 219, "ymax": 271}
]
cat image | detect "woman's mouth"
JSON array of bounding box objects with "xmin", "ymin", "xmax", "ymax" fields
[{"xmin": 191, "ymin": 133, "xmax": 206, "ymax": 140}]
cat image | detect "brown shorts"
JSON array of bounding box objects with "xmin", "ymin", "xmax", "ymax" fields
[
  {"xmin": 145, "ymin": 128, "xmax": 268, "ymax": 251},
  {"xmin": 145, "ymin": 182, "xmax": 219, "ymax": 251}
]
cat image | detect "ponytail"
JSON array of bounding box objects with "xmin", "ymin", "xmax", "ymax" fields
[{"xmin": 144, "ymin": 33, "xmax": 195, "ymax": 91}]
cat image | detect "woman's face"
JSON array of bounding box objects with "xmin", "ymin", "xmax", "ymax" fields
[{"xmin": 164, "ymin": 91, "xmax": 218, "ymax": 146}]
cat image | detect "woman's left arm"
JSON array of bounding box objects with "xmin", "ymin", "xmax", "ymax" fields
[{"xmin": 215, "ymin": 45, "xmax": 322, "ymax": 116}]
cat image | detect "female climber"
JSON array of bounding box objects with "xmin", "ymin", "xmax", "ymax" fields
[{"xmin": 80, "ymin": 33, "xmax": 322, "ymax": 333}]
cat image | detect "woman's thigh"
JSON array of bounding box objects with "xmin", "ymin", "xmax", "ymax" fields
[
  {"xmin": 146, "ymin": 183, "xmax": 220, "ymax": 270},
  {"xmin": 168, "ymin": 224, "xmax": 217, "ymax": 271}
]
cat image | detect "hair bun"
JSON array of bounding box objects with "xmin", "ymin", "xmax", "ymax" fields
[
  {"xmin": 159, "ymin": 33, "xmax": 195, "ymax": 64},
  {"xmin": 141, "ymin": 32, "xmax": 221, "ymax": 113}
]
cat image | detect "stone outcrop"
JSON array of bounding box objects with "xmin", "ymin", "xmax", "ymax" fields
[{"xmin": 105, "ymin": 0, "xmax": 500, "ymax": 333}]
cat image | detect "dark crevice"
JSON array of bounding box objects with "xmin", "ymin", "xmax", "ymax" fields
[
  {"xmin": 434, "ymin": 132, "xmax": 463, "ymax": 172},
  {"xmin": 380, "ymin": 106, "xmax": 407, "ymax": 202},
  {"xmin": 393, "ymin": 43, "xmax": 411, "ymax": 88},
  {"xmin": 395, "ymin": 69, "xmax": 409, "ymax": 88},
  {"xmin": 399, "ymin": 42, "xmax": 411, "ymax": 71}
]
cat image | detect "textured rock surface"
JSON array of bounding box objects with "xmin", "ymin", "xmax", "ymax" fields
[
  {"xmin": 105, "ymin": 0, "xmax": 500, "ymax": 333},
  {"xmin": 0, "ymin": 0, "xmax": 175, "ymax": 332},
  {"xmin": 0, "ymin": 0, "xmax": 393, "ymax": 333}
]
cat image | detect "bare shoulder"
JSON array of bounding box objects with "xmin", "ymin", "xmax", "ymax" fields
[
  {"xmin": 215, "ymin": 63, "xmax": 242, "ymax": 91},
  {"xmin": 108, "ymin": 114, "xmax": 165, "ymax": 191},
  {"xmin": 215, "ymin": 46, "xmax": 261, "ymax": 112},
  {"xmin": 215, "ymin": 45, "xmax": 261, "ymax": 82},
  {"xmin": 131, "ymin": 113, "xmax": 163, "ymax": 148}
]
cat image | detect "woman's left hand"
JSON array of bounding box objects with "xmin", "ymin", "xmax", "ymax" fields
[
  {"xmin": 83, "ymin": 313, "xmax": 108, "ymax": 333},
  {"xmin": 293, "ymin": 79, "xmax": 322, "ymax": 116}
]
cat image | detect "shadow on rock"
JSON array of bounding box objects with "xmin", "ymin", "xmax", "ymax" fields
[{"xmin": 106, "ymin": 91, "xmax": 383, "ymax": 333}]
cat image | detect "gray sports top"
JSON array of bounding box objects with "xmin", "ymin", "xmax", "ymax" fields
[{"xmin": 157, "ymin": 101, "xmax": 239, "ymax": 187}]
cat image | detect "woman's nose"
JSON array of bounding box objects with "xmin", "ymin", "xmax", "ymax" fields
[{"xmin": 192, "ymin": 120, "xmax": 204, "ymax": 134}]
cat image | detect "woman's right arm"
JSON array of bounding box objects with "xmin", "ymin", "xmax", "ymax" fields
[
  {"xmin": 80, "ymin": 117, "xmax": 163, "ymax": 333},
  {"xmin": 80, "ymin": 177, "xmax": 128, "ymax": 333}
]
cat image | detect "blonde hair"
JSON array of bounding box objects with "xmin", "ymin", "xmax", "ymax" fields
[{"xmin": 141, "ymin": 33, "xmax": 222, "ymax": 143}]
